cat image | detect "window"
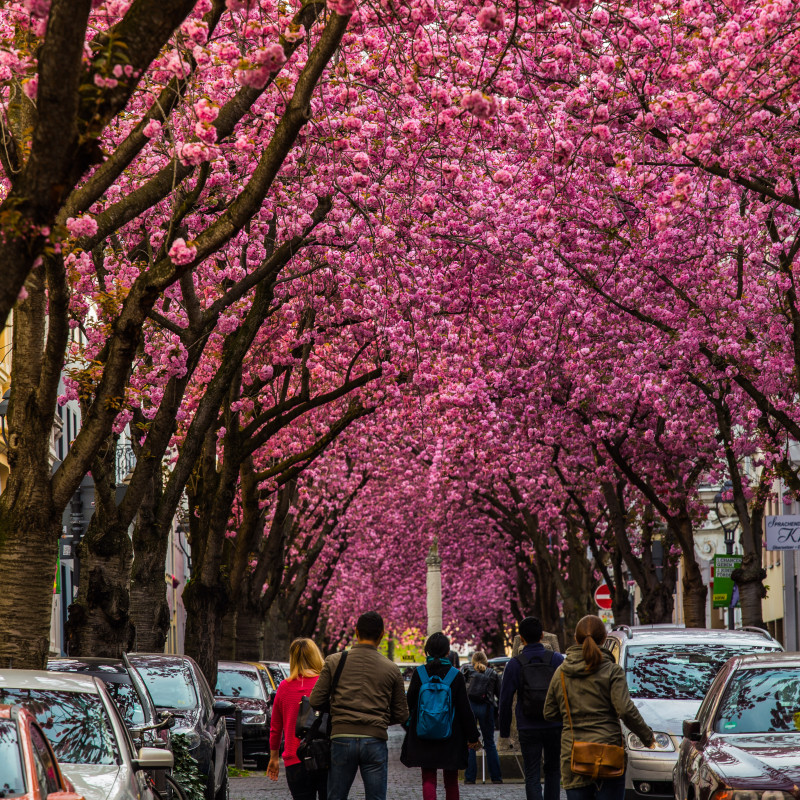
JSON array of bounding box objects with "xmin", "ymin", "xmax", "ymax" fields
[
  {"xmin": 624, "ymin": 644, "xmax": 779, "ymax": 700},
  {"xmin": 0, "ymin": 689, "xmax": 119, "ymax": 765},
  {"xmin": 0, "ymin": 719, "xmax": 26, "ymax": 798},
  {"xmin": 216, "ymin": 669, "xmax": 265, "ymax": 700},
  {"xmin": 715, "ymin": 667, "xmax": 800, "ymax": 734},
  {"xmin": 30, "ymin": 726, "xmax": 61, "ymax": 794},
  {"xmin": 133, "ymin": 661, "xmax": 198, "ymax": 710}
]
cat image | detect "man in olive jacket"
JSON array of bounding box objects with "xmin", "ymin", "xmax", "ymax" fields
[{"xmin": 310, "ymin": 611, "xmax": 408, "ymax": 800}]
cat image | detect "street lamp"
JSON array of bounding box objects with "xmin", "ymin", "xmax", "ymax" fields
[{"xmin": 714, "ymin": 481, "xmax": 740, "ymax": 630}]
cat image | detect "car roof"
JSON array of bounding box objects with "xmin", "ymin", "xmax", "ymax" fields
[
  {"xmin": 218, "ymin": 661, "xmax": 267, "ymax": 672},
  {"xmin": 0, "ymin": 669, "xmax": 100, "ymax": 693},
  {"xmin": 733, "ymin": 652, "xmax": 800, "ymax": 667},
  {"xmin": 48, "ymin": 657, "xmax": 127, "ymax": 674},
  {"xmin": 607, "ymin": 627, "xmax": 781, "ymax": 646},
  {"xmin": 128, "ymin": 653, "xmax": 195, "ymax": 668}
]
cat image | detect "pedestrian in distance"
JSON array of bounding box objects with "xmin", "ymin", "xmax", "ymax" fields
[
  {"xmin": 498, "ymin": 616, "xmax": 564, "ymax": 800},
  {"xmin": 401, "ymin": 632, "xmax": 481, "ymax": 800},
  {"xmin": 267, "ymin": 637, "xmax": 328, "ymax": 800},
  {"xmin": 463, "ymin": 651, "xmax": 502, "ymax": 785},
  {"xmin": 543, "ymin": 615, "xmax": 655, "ymax": 800},
  {"xmin": 309, "ymin": 611, "xmax": 408, "ymax": 800}
]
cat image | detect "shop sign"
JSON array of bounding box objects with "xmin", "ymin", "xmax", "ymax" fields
[{"xmin": 765, "ymin": 515, "xmax": 800, "ymax": 551}]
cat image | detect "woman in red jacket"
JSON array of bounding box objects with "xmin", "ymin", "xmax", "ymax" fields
[{"xmin": 267, "ymin": 637, "xmax": 327, "ymax": 799}]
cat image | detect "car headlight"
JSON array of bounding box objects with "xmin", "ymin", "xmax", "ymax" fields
[
  {"xmin": 243, "ymin": 713, "xmax": 267, "ymax": 725},
  {"xmin": 627, "ymin": 731, "xmax": 675, "ymax": 752},
  {"xmin": 175, "ymin": 731, "xmax": 201, "ymax": 750}
]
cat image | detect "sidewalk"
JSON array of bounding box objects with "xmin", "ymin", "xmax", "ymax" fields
[{"xmin": 229, "ymin": 728, "xmax": 566, "ymax": 799}]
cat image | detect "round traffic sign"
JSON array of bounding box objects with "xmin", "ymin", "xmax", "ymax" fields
[{"xmin": 594, "ymin": 583, "xmax": 613, "ymax": 610}]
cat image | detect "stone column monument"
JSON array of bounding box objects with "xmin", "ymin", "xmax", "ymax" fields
[{"xmin": 426, "ymin": 539, "xmax": 443, "ymax": 635}]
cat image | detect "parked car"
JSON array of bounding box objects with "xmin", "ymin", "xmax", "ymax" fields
[
  {"xmin": 604, "ymin": 626, "xmax": 783, "ymax": 800},
  {"xmin": 47, "ymin": 656, "xmax": 174, "ymax": 794},
  {"xmin": 129, "ymin": 654, "xmax": 233, "ymax": 800},
  {"xmin": 260, "ymin": 661, "xmax": 289, "ymax": 688},
  {"xmin": 0, "ymin": 702, "xmax": 83, "ymax": 800},
  {"xmin": 674, "ymin": 651, "xmax": 800, "ymax": 800},
  {"xmin": 47, "ymin": 657, "xmax": 171, "ymax": 749},
  {"xmin": 0, "ymin": 669, "xmax": 172, "ymax": 800},
  {"xmin": 215, "ymin": 661, "xmax": 274, "ymax": 769}
]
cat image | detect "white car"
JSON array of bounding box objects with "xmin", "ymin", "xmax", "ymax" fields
[{"xmin": 0, "ymin": 669, "xmax": 172, "ymax": 800}]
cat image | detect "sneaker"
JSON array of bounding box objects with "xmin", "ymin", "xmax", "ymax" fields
[
  {"xmin": 464, "ymin": 780, "xmax": 475, "ymax": 785},
  {"xmin": 492, "ymin": 780, "xmax": 504, "ymax": 784}
]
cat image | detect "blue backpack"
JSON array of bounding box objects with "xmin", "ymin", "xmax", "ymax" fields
[{"xmin": 415, "ymin": 664, "xmax": 458, "ymax": 740}]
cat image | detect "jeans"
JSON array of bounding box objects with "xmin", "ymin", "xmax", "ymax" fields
[
  {"xmin": 327, "ymin": 737, "xmax": 388, "ymax": 800},
  {"xmin": 422, "ymin": 768, "xmax": 459, "ymax": 800},
  {"xmin": 285, "ymin": 763, "xmax": 327, "ymax": 800},
  {"xmin": 465, "ymin": 702, "xmax": 502, "ymax": 782},
  {"xmin": 566, "ymin": 775, "xmax": 626, "ymax": 800},
  {"xmin": 518, "ymin": 728, "xmax": 562, "ymax": 800}
]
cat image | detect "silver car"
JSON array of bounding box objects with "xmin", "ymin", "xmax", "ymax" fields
[
  {"xmin": 0, "ymin": 669, "xmax": 172, "ymax": 800},
  {"xmin": 604, "ymin": 626, "xmax": 783, "ymax": 800}
]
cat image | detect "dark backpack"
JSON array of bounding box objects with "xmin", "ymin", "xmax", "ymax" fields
[
  {"xmin": 467, "ymin": 668, "xmax": 493, "ymax": 702},
  {"xmin": 516, "ymin": 651, "xmax": 556, "ymax": 720}
]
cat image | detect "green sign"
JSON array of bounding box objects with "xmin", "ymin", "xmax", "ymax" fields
[{"xmin": 712, "ymin": 554, "xmax": 742, "ymax": 608}]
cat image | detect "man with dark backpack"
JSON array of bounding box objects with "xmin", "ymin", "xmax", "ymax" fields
[{"xmin": 499, "ymin": 617, "xmax": 564, "ymax": 800}]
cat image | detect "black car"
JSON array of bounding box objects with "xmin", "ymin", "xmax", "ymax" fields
[
  {"xmin": 674, "ymin": 652, "xmax": 800, "ymax": 800},
  {"xmin": 129, "ymin": 653, "xmax": 234, "ymax": 800},
  {"xmin": 215, "ymin": 661, "xmax": 274, "ymax": 769}
]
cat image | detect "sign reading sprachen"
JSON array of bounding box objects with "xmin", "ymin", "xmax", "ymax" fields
[{"xmin": 765, "ymin": 515, "xmax": 800, "ymax": 551}]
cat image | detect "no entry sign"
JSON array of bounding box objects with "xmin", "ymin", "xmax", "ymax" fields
[{"xmin": 594, "ymin": 583, "xmax": 613, "ymax": 610}]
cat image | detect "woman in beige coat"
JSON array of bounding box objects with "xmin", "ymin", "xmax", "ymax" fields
[{"xmin": 543, "ymin": 616, "xmax": 654, "ymax": 800}]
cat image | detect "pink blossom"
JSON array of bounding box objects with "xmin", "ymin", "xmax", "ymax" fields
[
  {"xmin": 328, "ymin": 0, "xmax": 357, "ymax": 14},
  {"xmin": 477, "ymin": 3, "xmax": 506, "ymax": 31},
  {"xmin": 66, "ymin": 216, "xmax": 99, "ymax": 238},
  {"xmin": 168, "ymin": 238, "xmax": 197, "ymax": 266}
]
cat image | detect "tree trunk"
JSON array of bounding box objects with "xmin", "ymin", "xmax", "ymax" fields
[
  {"xmin": 734, "ymin": 553, "xmax": 766, "ymax": 629},
  {"xmin": 130, "ymin": 512, "xmax": 171, "ymax": 652},
  {"xmin": 66, "ymin": 517, "xmax": 134, "ymax": 656},
  {"xmin": 0, "ymin": 511, "xmax": 61, "ymax": 668},
  {"xmin": 636, "ymin": 584, "xmax": 675, "ymax": 625},
  {"xmin": 263, "ymin": 600, "xmax": 291, "ymax": 661},
  {"xmin": 234, "ymin": 601, "xmax": 265, "ymax": 661},
  {"xmin": 183, "ymin": 579, "xmax": 228, "ymax": 688},
  {"xmin": 218, "ymin": 609, "xmax": 237, "ymax": 661},
  {"xmin": 674, "ymin": 517, "xmax": 707, "ymax": 627}
]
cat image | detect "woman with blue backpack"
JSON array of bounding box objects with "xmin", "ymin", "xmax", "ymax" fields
[{"xmin": 401, "ymin": 632, "xmax": 481, "ymax": 800}]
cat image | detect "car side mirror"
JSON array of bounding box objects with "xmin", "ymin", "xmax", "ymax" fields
[
  {"xmin": 212, "ymin": 699, "xmax": 236, "ymax": 723},
  {"xmin": 158, "ymin": 710, "xmax": 176, "ymax": 729},
  {"xmin": 682, "ymin": 719, "xmax": 702, "ymax": 742},
  {"xmin": 134, "ymin": 746, "xmax": 174, "ymax": 770},
  {"xmin": 47, "ymin": 793, "xmax": 85, "ymax": 800}
]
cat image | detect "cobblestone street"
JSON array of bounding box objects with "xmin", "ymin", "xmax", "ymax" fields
[{"xmin": 230, "ymin": 728, "xmax": 566, "ymax": 800}]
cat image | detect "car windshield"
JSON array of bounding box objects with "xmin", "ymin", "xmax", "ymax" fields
[
  {"xmin": 0, "ymin": 690, "xmax": 118, "ymax": 765},
  {"xmin": 0, "ymin": 719, "xmax": 25, "ymax": 798},
  {"xmin": 105, "ymin": 682, "xmax": 146, "ymax": 725},
  {"xmin": 715, "ymin": 667, "xmax": 800, "ymax": 734},
  {"xmin": 625, "ymin": 644, "xmax": 777, "ymax": 700},
  {"xmin": 216, "ymin": 669, "xmax": 264, "ymax": 700},
  {"xmin": 134, "ymin": 662, "xmax": 198, "ymax": 710}
]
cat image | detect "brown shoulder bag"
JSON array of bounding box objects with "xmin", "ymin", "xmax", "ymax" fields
[{"xmin": 560, "ymin": 671, "xmax": 625, "ymax": 780}]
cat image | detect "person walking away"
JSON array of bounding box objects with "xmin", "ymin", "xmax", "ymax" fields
[
  {"xmin": 309, "ymin": 611, "xmax": 408, "ymax": 800},
  {"xmin": 401, "ymin": 632, "xmax": 480, "ymax": 800},
  {"xmin": 543, "ymin": 615, "xmax": 655, "ymax": 800},
  {"xmin": 498, "ymin": 616, "xmax": 564, "ymax": 800},
  {"xmin": 463, "ymin": 651, "xmax": 502, "ymax": 785},
  {"xmin": 267, "ymin": 638, "xmax": 327, "ymax": 799}
]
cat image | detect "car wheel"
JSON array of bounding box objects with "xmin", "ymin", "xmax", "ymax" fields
[
  {"xmin": 215, "ymin": 771, "xmax": 229, "ymax": 800},
  {"xmin": 255, "ymin": 753, "xmax": 270, "ymax": 771}
]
